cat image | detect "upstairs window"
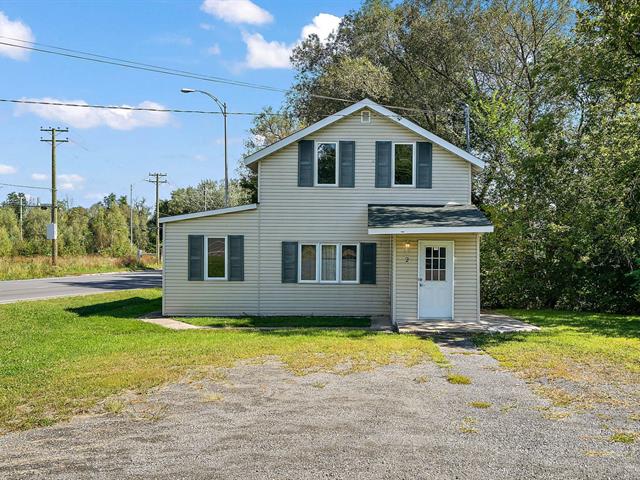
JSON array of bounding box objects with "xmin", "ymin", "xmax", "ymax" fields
[
  {"xmin": 316, "ymin": 142, "xmax": 337, "ymax": 185},
  {"xmin": 393, "ymin": 143, "xmax": 414, "ymax": 186}
]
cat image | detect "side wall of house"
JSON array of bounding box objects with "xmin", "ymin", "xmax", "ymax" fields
[
  {"xmin": 394, "ymin": 233, "xmax": 479, "ymax": 323},
  {"xmin": 162, "ymin": 209, "xmax": 259, "ymax": 316}
]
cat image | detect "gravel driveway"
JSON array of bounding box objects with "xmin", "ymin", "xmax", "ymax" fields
[{"xmin": 0, "ymin": 337, "xmax": 637, "ymax": 479}]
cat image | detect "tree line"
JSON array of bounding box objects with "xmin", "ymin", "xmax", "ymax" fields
[{"xmin": 239, "ymin": 0, "xmax": 640, "ymax": 313}]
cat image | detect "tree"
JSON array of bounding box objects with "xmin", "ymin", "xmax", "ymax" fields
[{"xmin": 238, "ymin": 106, "xmax": 301, "ymax": 203}]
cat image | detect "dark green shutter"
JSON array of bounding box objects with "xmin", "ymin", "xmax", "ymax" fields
[
  {"xmin": 228, "ymin": 235, "xmax": 244, "ymax": 281},
  {"xmin": 282, "ymin": 241, "xmax": 298, "ymax": 283},
  {"xmin": 339, "ymin": 141, "xmax": 355, "ymax": 187},
  {"xmin": 416, "ymin": 141, "xmax": 433, "ymax": 189},
  {"xmin": 188, "ymin": 235, "xmax": 204, "ymax": 281},
  {"xmin": 375, "ymin": 141, "xmax": 392, "ymax": 188},
  {"xmin": 360, "ymin": 243, "xmax": 377, "ymax": 284},
  {"xmin": 298, "ymin": 140, "xmax": 314, "ymax": 187}
]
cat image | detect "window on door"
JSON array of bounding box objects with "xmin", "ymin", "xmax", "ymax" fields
[{"xmin": 425, "ymin": 246, "xmax": 446, "ymax": 281}]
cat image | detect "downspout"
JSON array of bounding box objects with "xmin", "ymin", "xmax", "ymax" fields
[{"xmin": 391, "ymin": 234, "xmax": 398, "ymax": 331}]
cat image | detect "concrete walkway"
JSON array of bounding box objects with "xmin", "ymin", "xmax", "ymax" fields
[
  {"xmin": 139, "ymin": 312, "xmax": 394, "ymax": 331},
  {"xmin": 399, "ymin": 311, "xmax": 539, "ymax": 334}
]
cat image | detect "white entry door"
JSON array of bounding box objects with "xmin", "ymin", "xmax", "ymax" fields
[{"xmin": 418, "ymin": 241, "xmax": 454, "ymax": 319}]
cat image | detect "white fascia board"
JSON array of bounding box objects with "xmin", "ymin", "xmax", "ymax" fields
[
  {"xmin": 368, "ymin": 226, "xmax": 494, "ymax": 235},
  {"xmin": 159, "ymin": 204, "xmax": 258, "ymax": 224},
  {"xmin": 243, "ymin": 98, "xmax": 485, "ymax": 169}
]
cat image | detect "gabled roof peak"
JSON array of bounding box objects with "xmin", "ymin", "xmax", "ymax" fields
[{"xmin": 243, "ymin": 99, "xmax": 485, "ymax": 169}]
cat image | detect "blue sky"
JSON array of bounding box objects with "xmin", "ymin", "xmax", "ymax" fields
[{"xmin": 0, "ymin": 0, "xmax": 360, "ymax": 206}]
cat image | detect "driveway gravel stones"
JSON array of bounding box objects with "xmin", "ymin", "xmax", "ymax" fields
[{"xmin": 0, "ymin": 337, "xmax": 637, "ymax": 479}]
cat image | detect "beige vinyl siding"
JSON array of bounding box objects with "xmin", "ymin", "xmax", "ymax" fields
[
  {"xmin": 163, "ymin": 109, "xmax": 477, "ymax": 318},
  {"xmin": 253, "ymin": 110, "xmax": 471, "ymax": 317},
  {"xmin": 394, "ymin": 234, "xmax": 479, "ymax": 323},
  {"xmin": 163, "ymin": 209, "xmax": 259, "ymax": 316}
]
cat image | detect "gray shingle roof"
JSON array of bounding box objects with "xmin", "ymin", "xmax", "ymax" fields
[{"xmin": 368, "ymin": 204, "xmax": 492, "ymax": 229}]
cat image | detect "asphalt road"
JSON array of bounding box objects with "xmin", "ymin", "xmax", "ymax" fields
[{"xmin": 0, "ymin": 270, "xmax": 162, "ymax": 304}]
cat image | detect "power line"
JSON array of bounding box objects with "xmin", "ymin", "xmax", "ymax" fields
[
  {"xmin": 1, "ymin": 98, "xmax": 221, "ymax": 115},
  {"xmin": 0, "ymin": 36, "xmax": 435, "ymax": 114},
  {"xmin": 0, "ymin": 181, "xmax": 52, "ymax": 191}
]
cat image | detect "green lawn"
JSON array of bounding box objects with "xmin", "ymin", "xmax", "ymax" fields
[
  {"xmin": 475, "ymin": 309, "xmax": 640, "ymax": 408},
  {"xmin": 0, "ymin": 255, "xmax": 160, "ymax": 280},
  {"xmin": 0, "ymin": 289, "xmax": 444, "ymax": 433},
  {"xmin": 182, "ymin": 316, "xmax": 371, "ymax": 328}
]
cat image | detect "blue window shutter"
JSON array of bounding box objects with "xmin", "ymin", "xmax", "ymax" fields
[
  {"xmin": 339, "ymin": 141, "xmax": 355, "ymax": 187},
  {"xmin": 228, "ymin": 235, "xmax": 244, "ymax": 281},
  {"xmin": 282, "ymin": 241, "xmax": 299, "ymax": 283},
  {"xmin": 188, "ymin": 235, "xmax": 204, "ymax": 281},
  {"xmin": 375, "ymin": 141, "xmax": 392, "ymax": 188},
  {"xmin": 360, "ymin": 243, "xmax": 377, "ymax": 284},
  {"xmin": 416, "ymin": 141, "xmax": 433, "ymax": 189},
  {"xmin": 298, "ymin": 140, "xmax": 314, "ymax": 187}
]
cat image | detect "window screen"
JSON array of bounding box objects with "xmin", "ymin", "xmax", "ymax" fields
[
  {"xmin": 394, "ymin": 144, "xmax": 414, "ymax": 185},
  {"xmin": 317, "ymin": 143, "xmax": 337, "ymax": 184},
  {"xmin": 341, "ymin": 245, "xmax": 357, "ymax": 281},
  {"xmin": 301, "ymin": 244, "xmax": 317, "ymax": 281},
  {"xmin": 207, "ymin": 237, "xmax": 226, "ymax": 278},
  {"xmin": 321, "ymin": 244, "xmax": 337, "ymax": 281}
]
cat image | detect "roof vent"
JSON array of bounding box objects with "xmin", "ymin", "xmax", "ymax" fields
[{"xmin": 361, "ymin": 110, "xmax": 371, "ymax": 124}]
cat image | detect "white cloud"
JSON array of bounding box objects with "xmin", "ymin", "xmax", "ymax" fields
[
  {"xmin": 0, "ymin": 11, "xmax": 35, "ymax": 61},
  {"xmin": 207, "ymin": 43, "xmax": 221, "ymax": 55},
  {"xmin": 58, "ymin": 173, "xmax": 85, "ymax": 191},
  {"xmin": 242, "ymin": 32, "xmax": 290, "ymax": 69},
  {"xmin": 200, "ymin": 23, "xmax": 215, "ymax": 31},
  {"xmin": 201, "ymin": 0, "xmax": 272, "ymax": 25},
  {"xmin": 15, "ymin": 98, "xmax": 171, "ymax": 130},
  {"xmin": 242, "ymin": 13, "xmax": 341, "ymax": 69},
  {"xmin": 31, "ymin": 172, "xmax": 47, "ymax": 181},
  {"xmin": 0, "ymin": 164, "xmax": 17, "ymax": 174},
  {"xmin": 300, "ymin": 13, "xmax": 341, "ymax": 43}
]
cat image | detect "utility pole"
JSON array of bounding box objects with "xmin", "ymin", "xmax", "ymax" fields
[
  {"xmin": 463, "ymin": 104, "xmax": 471, "ymax": 152},
  {"xmin": 146, "ymin": 173, "xmax": 167, "ymax": 263},
  {"xmin": 129, "ymin": 184, "xmax": 134, "ymax": 249},
  {"xmin": 18, "ymin": 195, "xmax": 23, "ymax": 241},
  {"xmin": 40, "ymin": 127, "xmax": 68, "ymax": 266}
]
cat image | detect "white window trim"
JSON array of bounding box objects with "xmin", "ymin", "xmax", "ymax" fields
[
  {"xmin": 298, "ymin": 242, "xmax": 360, "ymax": 284},
  {"xmin": 299, "ymin": 243, "xmax": 319, "ymax": 283},
  {"xmin": 204, "ymin": 235, "xmax": 228, "ymax": 281},
  {"xmin": 392, "ymin": 142, "xmax": 416, "ymax": 187},
  {"xmin": 314, "ymin": 141, "xmax": 339, "ymax": 187}
]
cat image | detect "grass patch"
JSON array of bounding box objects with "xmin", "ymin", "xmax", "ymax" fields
[
  {"xmin": 413, "ymin": 375, "xmax": 429, "ymax": 384},
  {"xmin": 460, "ymin": 416, "xmax": 478, "ymax": 433},
  {"xmin": 474, "ymin": 310, "xmax": 640, "ymax": 409},
  {"xmin": 311, "ymin": 381, "xmax": 326, "ymax": 389},
  {"xmin": 610, "ymin": 432, "xmax": 636, "ymax": 444},
  {"xmin": 182, "ymin": 316, "xmax": 371, "ymax": 328},
  {"xmin": 447, "ymin": 374, "xmax": 471, "ymax": 385},
  {"xmin": 0, "ymin": 289, "xmax": 444, "ymax": 433},
  {"xmin": 469, "ymin": 401, "xmax": 491, "ymax": 409},
  {"xmin": 0, "ymin": 254, "xmax": 160, "ymax": 280}
]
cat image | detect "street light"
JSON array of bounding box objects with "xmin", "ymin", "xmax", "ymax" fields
[{"xmin": 181, "ymin": 88, "xmax": 229, "ymax": 208}]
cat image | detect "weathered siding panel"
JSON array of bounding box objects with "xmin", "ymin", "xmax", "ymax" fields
[
  {"xmin": 394, "ymin": 233, "xmax": 479, "ymax": 323},
  {"xmin": 163, "ymin": 209, "xmax": 259, "ymax": 316}
]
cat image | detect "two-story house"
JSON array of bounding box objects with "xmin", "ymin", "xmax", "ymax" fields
[{"xmin": 160, "ymin": 99, "xmax": 493, "ymax": 327}]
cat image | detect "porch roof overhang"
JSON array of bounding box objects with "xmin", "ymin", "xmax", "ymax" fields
[{"xmin": 367, "ymin": 204, "xmax": 494, "ymax": 235}]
